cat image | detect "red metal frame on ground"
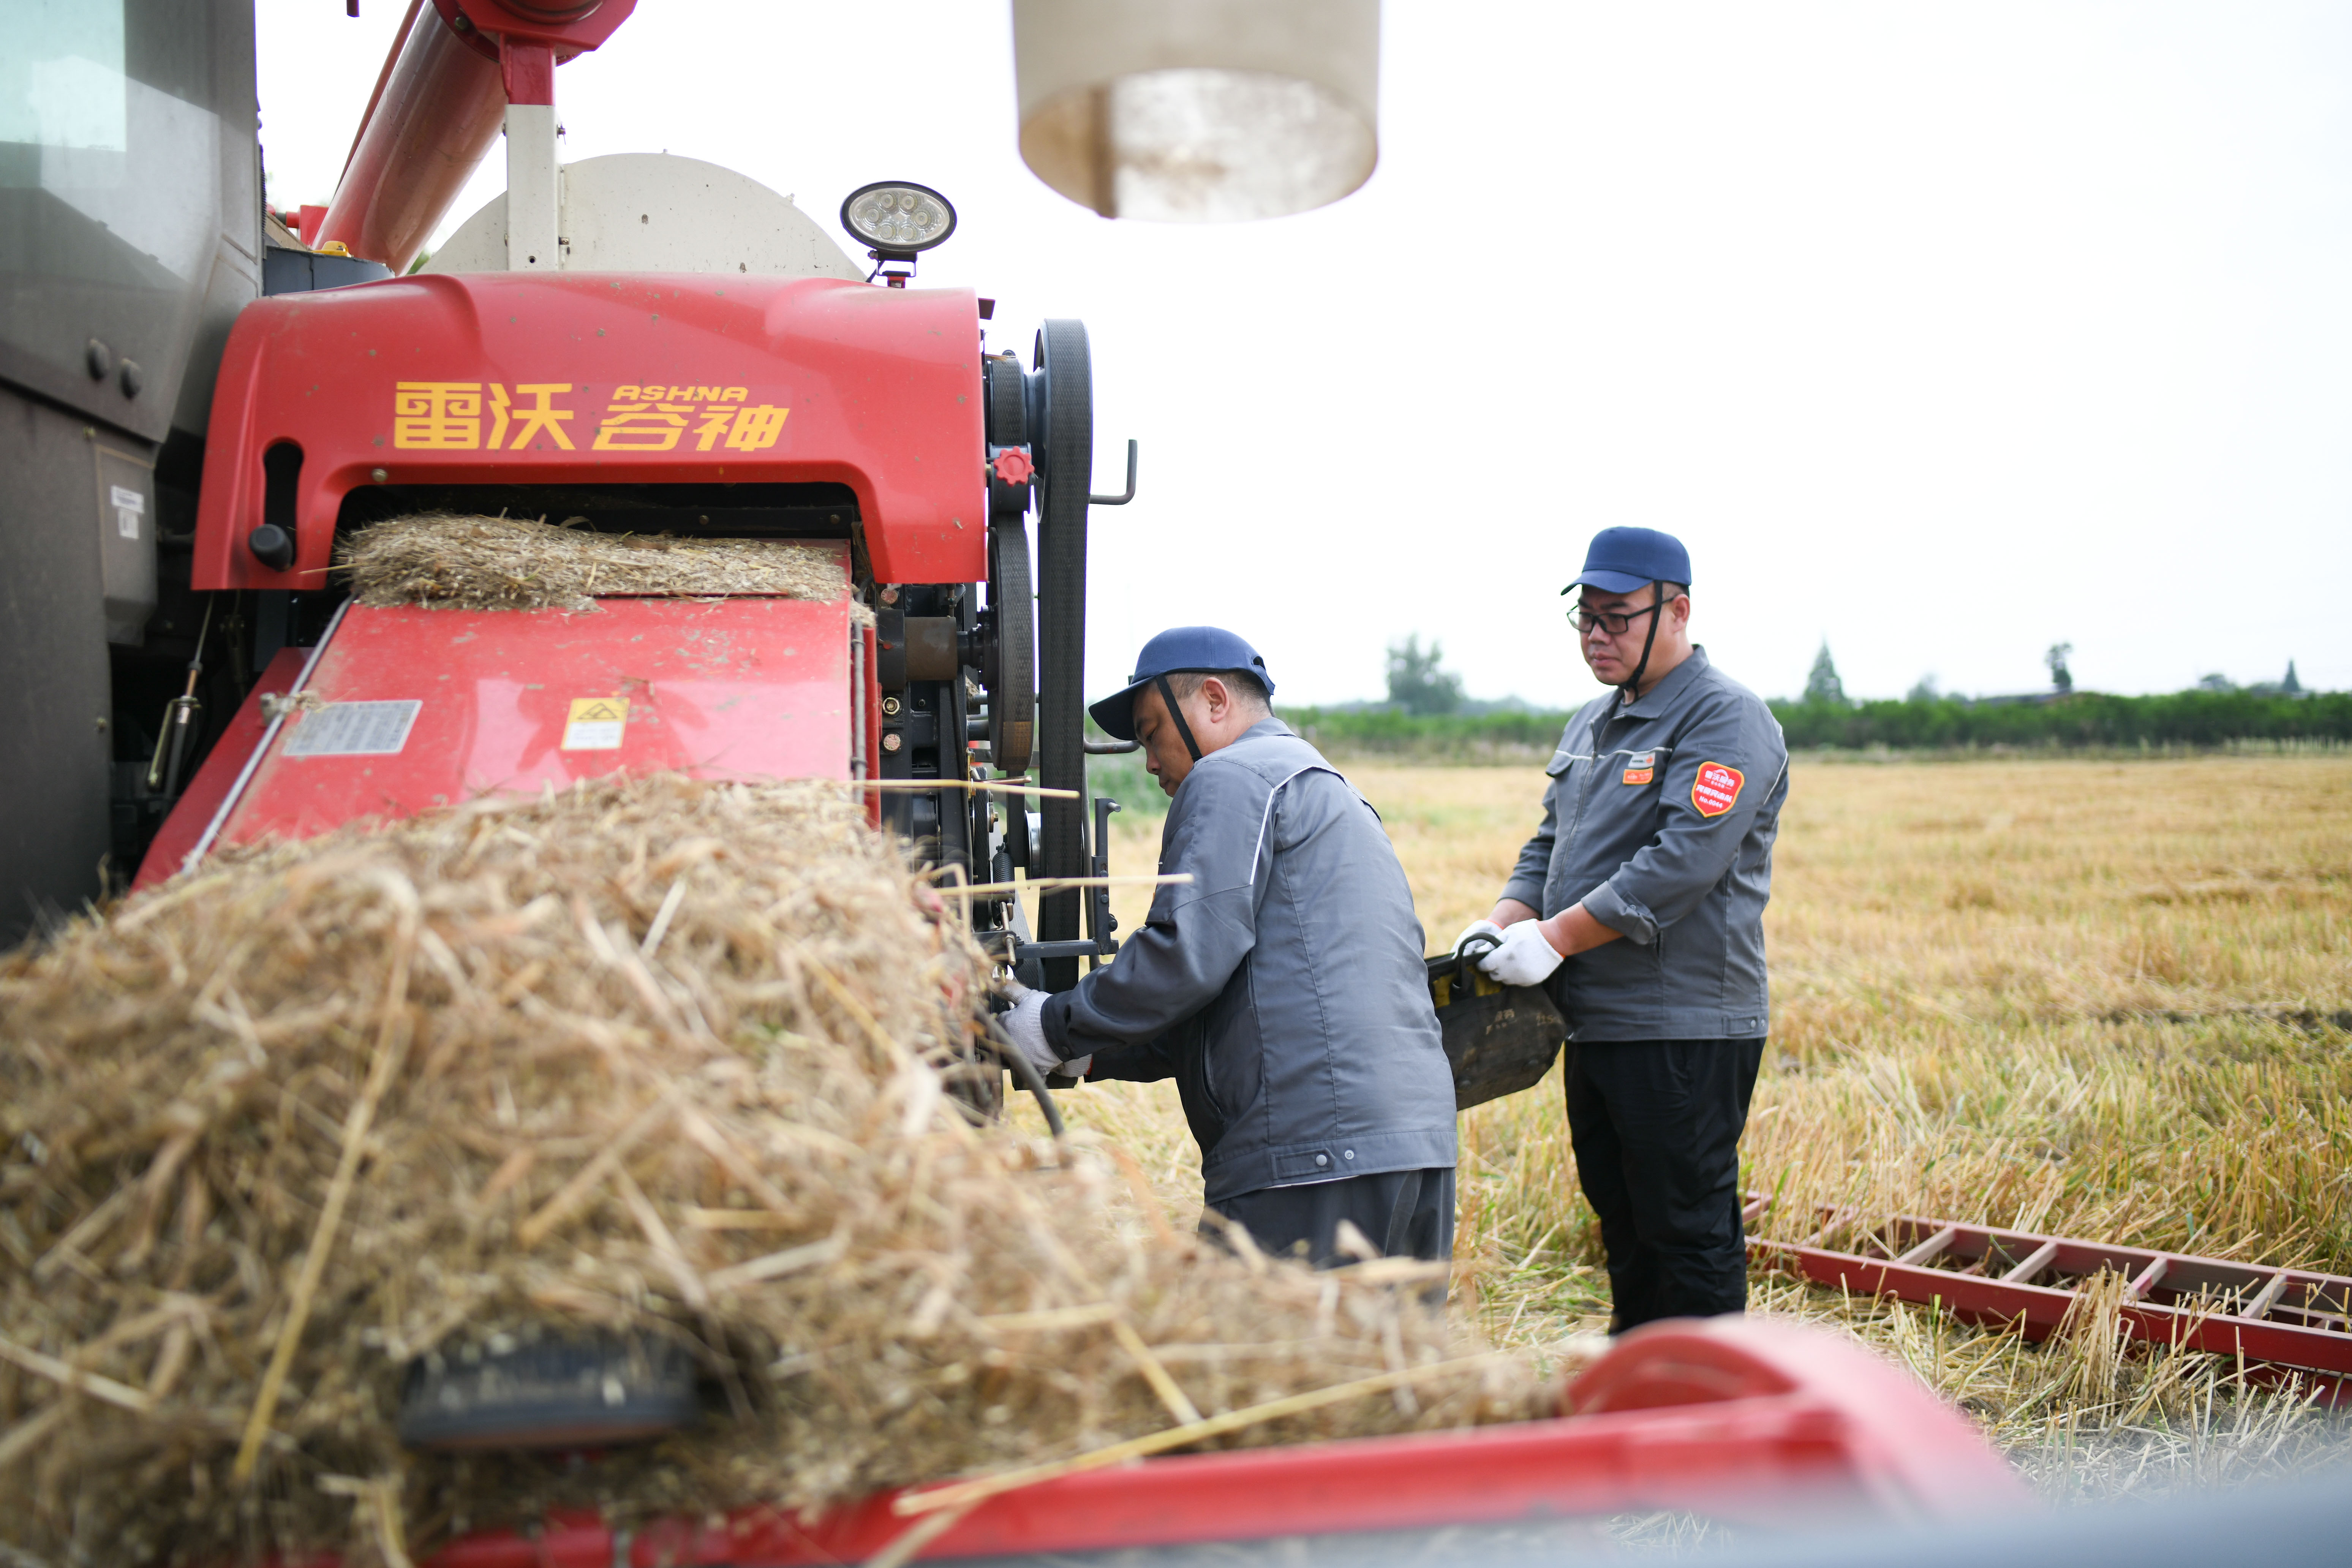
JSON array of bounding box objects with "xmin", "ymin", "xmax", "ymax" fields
[
  {"xmin": 337, "ymin": 1317, "xmax": 2026, "ymax": 1568},
  {"xmin": 1744, "ymin": 1195, "xmax": 2352, "ymax": 1403}
]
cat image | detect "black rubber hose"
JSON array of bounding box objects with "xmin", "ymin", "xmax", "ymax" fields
[
  {"xmin": 983, "ymin": 1021, "xmax": 1066, "ymax": 1138},
  {"xmin": 1031, "ymin": 320, "xmax": 1094, "ymax": 992}
]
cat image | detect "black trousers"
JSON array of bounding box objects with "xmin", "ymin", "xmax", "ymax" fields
[
  {"xmin": 1565, "ymin": 1038, "xmax": 1765, "ymax": 1331},
  {"xmin": 1204, "ymin": 1167, "xmax": 1456, "ymax": 1268}
]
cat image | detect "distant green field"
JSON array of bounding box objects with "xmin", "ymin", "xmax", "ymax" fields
[{"xmin": 1268, "ymin": 689, "xmax": 2352, "ymax": 762}]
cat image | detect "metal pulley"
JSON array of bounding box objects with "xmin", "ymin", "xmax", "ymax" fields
[{"xmin": 979, "ymin": 354, "xmax": 1038, "ymax": 779}]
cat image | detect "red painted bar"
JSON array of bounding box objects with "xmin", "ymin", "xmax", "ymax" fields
[{"xmin": 1748, "ymin": 1201, "xmax": 2352, "ymax": 1402}]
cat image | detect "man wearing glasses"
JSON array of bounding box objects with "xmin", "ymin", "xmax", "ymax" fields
[{"xmin": 1455, "ymin": 526, "xmax": 1788, "ymax": 1332}]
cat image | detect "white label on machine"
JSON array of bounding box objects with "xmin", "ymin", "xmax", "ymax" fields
[
  {"xmin": 110, "ymin": 485, "xmax": 144, "ymax": 540},
  {"xmin": 283, "ymin": 700, "xmax": 423, "ymax": 758},
  {"xmin": 563, "ymin": 696, "xmax": 629, "ymax": 750}
]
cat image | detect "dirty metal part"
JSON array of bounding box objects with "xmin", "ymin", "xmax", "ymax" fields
[
  {"xmin": 1426, "ymin": 941, "xmax": 1566, "ymax": 1110},
  {"xmin": 901, "ymin": 616, "xmax": 959, "ymax": 682},
  {"xmin": 397, "ymin": 1329, "xmax": 698, "ymax": 1452}
]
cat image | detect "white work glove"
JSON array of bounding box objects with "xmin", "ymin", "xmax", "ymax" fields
[
  {"xmin": 997, "ymin": 984, "xmax": 1060, "ymax": 1078},
  {"xmin": 1451, "ymin": 918, "xmax": 1505, "ymax": 955},
  {"xmin": 1477, "ymin": 920, "xmax": 1565, "ymax": 987}
]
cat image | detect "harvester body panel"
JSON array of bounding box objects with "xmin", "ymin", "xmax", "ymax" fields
[
  {"xmin": 133, "ymin": 596, "xmax": 858, "ymax": 887},
  {"xmin": 191, "ymin": 272, "xmax": 987, "ymax": 592}
]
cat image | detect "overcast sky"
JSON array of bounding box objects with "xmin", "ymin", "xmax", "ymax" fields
[{"xmin": 258, "ymin": 2, "xmax": 2352, "ymax": 706}]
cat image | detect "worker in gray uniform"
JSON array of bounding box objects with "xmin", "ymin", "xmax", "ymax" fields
[
  {"xmin": 1459, "ymin": 528, "xmax": 1788, "ymax": 1330},
  {"xmin": 1000, "ymin": 626, "xmax": 1459, "ymax": 1266}
]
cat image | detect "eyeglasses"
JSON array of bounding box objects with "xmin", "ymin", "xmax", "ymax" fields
[{"xmin": 1567, "ymin": 600, "xmax": 1669, "ymax": 637}]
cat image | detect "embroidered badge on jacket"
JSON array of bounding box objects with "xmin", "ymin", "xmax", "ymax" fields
[{"xmin": 1692, "ymin": 760, "xmax": 1745, "ymax": 817}]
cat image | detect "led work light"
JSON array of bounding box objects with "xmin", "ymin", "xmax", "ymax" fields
[{"xmin": 840, "ymin": 182, "xmax": 957, "ymax": 259}]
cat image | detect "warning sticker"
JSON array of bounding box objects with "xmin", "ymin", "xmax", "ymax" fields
[
  {"xmin": 563, "ymin": 697, "xmax": 629, "ymax": 750},
  {"xmin": 109, "ymin": 485, "xmax": 145, "ymax": 540},
  {"xmin": 1692, "ymin": 760, "xmax": 1745, "ymax": 818},
  {"xmin": 283, "ymin": 700, "xmax": 422, "ymax": 758}
]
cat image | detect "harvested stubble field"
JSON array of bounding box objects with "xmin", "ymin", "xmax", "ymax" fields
[{"xmin": 1034, "ymin": 754, "xmax": 2352, "ymax": 1502}]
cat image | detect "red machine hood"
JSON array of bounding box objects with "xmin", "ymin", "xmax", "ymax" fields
[{"xmin": 193, "ymin": 272, "xmax": 987, "ymax": 589}]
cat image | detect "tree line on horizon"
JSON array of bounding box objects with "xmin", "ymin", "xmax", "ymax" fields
[{"xmin": 1265, "ymin": 637, "xmax": 2347, "ymax": 756}]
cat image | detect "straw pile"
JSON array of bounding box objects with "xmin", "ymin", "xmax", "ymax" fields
[
  {"xmin": 0, "ymin": 776, "xmax": 1536, "ymax": 1565},
  {"xmin": 337, "ymin": 513, "xmax": 857, "ymax": 613}
]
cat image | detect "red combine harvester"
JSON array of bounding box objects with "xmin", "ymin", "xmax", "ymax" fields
[
  {"xmin": 5, "ymin": 1, "xmax": 2031, "ymax": 1557},
  {"xmin": 142, "ymin": 2, "xmax": 1125, "ymax": 993},
  {"xmin": 142, "ymin": 0, "xmax": 1143, "ymax": 1001}
]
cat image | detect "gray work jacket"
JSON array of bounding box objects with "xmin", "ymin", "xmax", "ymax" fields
[
  {"xmin": 1042, "ymin": 719, "xmax": 1459, "ymax": 1204},
  {"xmin": 1501, "ymin": 648, "xmax": 1788, "ymax": 1042}
]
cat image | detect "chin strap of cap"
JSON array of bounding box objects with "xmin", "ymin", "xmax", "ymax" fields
[
  {"xmin": 1621, "ymin": 580, "xmax": 1666, "ymax": 706},
  {"xmin": 1152, "ymin": 673, "xmax": 1204, "ymax": 763}
]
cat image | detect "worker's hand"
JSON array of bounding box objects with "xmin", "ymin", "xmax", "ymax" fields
[
  {"xmin": 1477, "ymin": 919, "xmax": 1565, "ymax": 986},
  {"xmin": 1451, "ymin": 918, "xmax": 1505, "ymax": 956},
  {"xmin": 996, "ymin": 984, "xmax": 1061, "ymax": 1078}
]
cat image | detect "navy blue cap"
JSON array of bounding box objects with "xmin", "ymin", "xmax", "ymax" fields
[
  {"xmin": 1088, "ymin": 626, "xmax": 1276, "ymax": 741},
  {"xmin": 1561, "ymin": 526, "xmax": 1693, "ymax": 596}
]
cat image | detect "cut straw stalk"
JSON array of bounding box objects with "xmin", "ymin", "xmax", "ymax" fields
[
  {"xmin": 0, "ymin": 1405, "xmax": 67, "ymax": 1470},
  {"xmin": 232, "ymin": 884, "xmax": 420, "ymax": 1484},
  {"xmin": 0, "ymin": 1332, "xmax": 156, "ymax": 1414},
  {"xmin": 514, "ymin": 1084, "xmax": 686, "ymax": 1249},
  {"xmin": 893, "ymin": 1353, "xmax": 1503, "ymax": 1517},
  {"xmin": 1111, "ymin": 1318, "xmax": 1204, "ymax": 1425},
  {"xmin": 707, "ymin": 1233, "xmax": 850, "ymax": 1293}
]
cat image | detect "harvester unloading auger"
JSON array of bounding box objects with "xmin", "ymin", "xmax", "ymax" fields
[{"xmin": 0, "ymin": 2, "xmax": 2044, "ymax": 1560}]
